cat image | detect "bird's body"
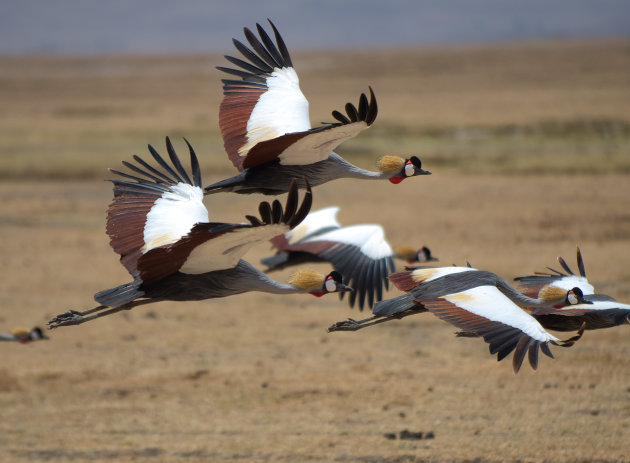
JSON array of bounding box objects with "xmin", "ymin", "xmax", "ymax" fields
[
  {"xmin": 329, "ymin": 265, "xmax": 585, "ymax": 373},
  {"xmin": 205, "ymin": 154, "xmax": 387, "ymax": 196},
  {"xmin": 48, "ymin": 138, "xmax": 351, "ymax": 329},
  {"xmin": 516, "ymin": 248, "xmax": 630, "ymax": 331},
  {"xmin": 205, "ymin": 20, "xmax": 430, "ymax": 196},
  {"xmin": 261, "ymin": 206, "xmax": 436, "ymax": 309},
  {"xmin": 132, "ymin": 260, "xmax": 333, "ymax": 301},
  {"xmin": 0, "ymin": 327, "xmax": 48, "ymax": 343}
]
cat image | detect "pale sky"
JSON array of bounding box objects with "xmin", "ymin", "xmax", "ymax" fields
[{"xmin": 1, "ymin": 0, "xmax": 629, "ymax": 54}]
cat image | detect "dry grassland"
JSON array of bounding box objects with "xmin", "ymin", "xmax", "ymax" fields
[{"xmin": 1, "ymin": 39, "xmax": 630, "ymax": 463}]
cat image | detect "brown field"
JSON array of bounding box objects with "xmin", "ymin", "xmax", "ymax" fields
[{"xmin": 1, "ymin": 39, "xmax": 630, "ymax": 463}]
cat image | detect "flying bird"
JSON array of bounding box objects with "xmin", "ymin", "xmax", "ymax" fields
[
  {"xmin": 261, "ymin": 206, "xmax": 436, "ymax": 310},
  {"xmin": 0, "ymin": 326, "xmax": 48, "ymax": 343},
  {"xmin": 516, "ymin": 248, "xmax": 630, "ymax": 331},
  {"xmin": 515, "ymin": 247, "xmax": 594, "ymax": 299},
  {"xmin": 329, "ymin": 265, "xmax": 586, "ymax": 373},
  {"xmin": 204, "ymin": 19, "xmax": 430, "ymax": 196},
  {"xmin": 48, "ymin": 138, "xmax": 351, "ymax": 329}
]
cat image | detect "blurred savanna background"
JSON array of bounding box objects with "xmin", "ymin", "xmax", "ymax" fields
[{"xmin": 1, "ymin": 2, "xmax": 629, "ymax": 462}]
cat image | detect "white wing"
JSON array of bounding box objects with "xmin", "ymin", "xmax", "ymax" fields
[
  {"xmin": 142, "ymin": 183, "xmax": 208, "ymax": 252},
  {"xmin": 440, "ymin": 286, "xmax": 558, "ymax": 343},
  {"xmin": 285, "ymin": 206, "xmax": 341, "ymax": 244},
  {"xmin": 218, "ymin": 21, "xmax": 376, "ymax": 170},
  {"xmin": 307, "ymin": 224, "xmax": 393, "ymax": 260}
]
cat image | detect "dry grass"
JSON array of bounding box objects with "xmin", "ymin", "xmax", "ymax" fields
[
  {"xmin": 1, "ymin": 39, "xmax": 629, "ymax": 179},
  {"xmin": 1, "ymin": 39, "xmax": 630, "ymax": 463}
]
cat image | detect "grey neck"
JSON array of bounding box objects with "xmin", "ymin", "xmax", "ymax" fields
[
  {"xmin": 327, "ymin": 153, "xmax": 392, "ymax": 180},
  {"xmin": 495, "ymin": 279, "xmax": 563, "ymax": 308},
  {"xmin": 233, "ymin": 260, "xmax": 307, "ymax": 295}
]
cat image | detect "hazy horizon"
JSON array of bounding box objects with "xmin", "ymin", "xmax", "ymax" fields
[{"xmin": 1, "ymin": 0, "xmax": 629, "ymax": 55}]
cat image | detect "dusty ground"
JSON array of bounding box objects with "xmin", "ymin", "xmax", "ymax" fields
[{"xmin": 1, "ymin": 39, "xmax": 630, "ymax": 463}]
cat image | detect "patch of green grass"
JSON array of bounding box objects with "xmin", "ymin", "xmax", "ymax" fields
[
  {"xmin": 1, "ymin": 119, "xmax": 629, "ymax": 180},
  {"xmin": 339, "ymin": 119, "xmax": 630, "ymax": 175}
]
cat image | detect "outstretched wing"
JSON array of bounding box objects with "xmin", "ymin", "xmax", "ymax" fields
[
  {"xmin": 136, "ymin": 179, "xmax": 312, "ymax": 286},
  {"xmin": 218, "ymin": 20, "xmax": 377, "ymax": 171},
  {"xmin": 270, "ymin": 206, "xmax": 341, "ymax": 251},
  {"xmin": 106, "ymin": 137, "xmax": 206, "ymax": 278},
  {"xmin": 532, "ymin": 294, "xmax": 630, "ymax": 331},
  {"xmin": 515, "ymin": 248, "xmax": 594, "ymax": 298},
  {"xmin": 285, "ymin": 224, "xmax": 395, "ymax": 310},
  {"xmin": 422, "ymin": 286, "xmax": 576, "ymax": 373}
]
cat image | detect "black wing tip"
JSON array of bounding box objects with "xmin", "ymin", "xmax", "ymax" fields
[
  {"xmin": 331, "ymin": 88, "xmax": 378, "ymax": 127},
  {"xmin": 227, "ymin": 19, "xmax": 292, "ymax": 77},
  {"xmin": 112, "ymin": 138, "xmax": 201, "ymax": 189},
  {"xmin": 250, "ymin": 179, "xmax": 312, "ymax": 228},
  {"xmin": 557, "ymin": 255, "xmax": 574, "ymax": 276},
  {"xmin": 288, "ymin": 179, "xmax": 312, "ymax": 228},
  {"xmin": 576, "ymin": 246, "xmax": 586, "ymax": 278},
  {"xmin": 182, "ymin": 137, "xmax": 203, "ymax": 188}
]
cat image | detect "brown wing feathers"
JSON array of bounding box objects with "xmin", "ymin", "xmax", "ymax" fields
[
  {"xmin": 106, "ymin": 137, "xmax": 201, "ymax": 276},
  {"xmin": 239, "ymin": 88, "xmax": 378, "ymax": 170},
  {"xmin": 219, "ymin": 20, "xmax": 378, "ymax": 172},
  {"xmin": 219, "ymin": 20, "xmax": 294, "ymax": 171},
  {"xmin": 241, "ymin": 87, "xmax": 378, "ymax": 170},
  {"xmin": 136, "ymin": 179, "xmax": 312, "ymax": 287},
  {"xmin": 423, "ymin": 298, "xmax": 553, "ymax": 373}
]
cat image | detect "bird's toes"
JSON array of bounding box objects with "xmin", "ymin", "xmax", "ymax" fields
[
  {"xmin": 47, "ymin": 310, "xmax": 83, "ymax": 329},
  {"xmin": 327, "ymin": 318, "xmax": 360, "ymax": 332}
]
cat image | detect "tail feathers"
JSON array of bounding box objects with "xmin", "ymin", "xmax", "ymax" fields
[
  {"xmin": 373, "ymin": 293, "xmax": 421, "ymax": 317},
  {"xmin": 94, "ymin": 280, "xmax": 144, "ymax": 307},
  {"xmin": 261, "ymin": 252, "xmax": 290, "ymax": 271}
]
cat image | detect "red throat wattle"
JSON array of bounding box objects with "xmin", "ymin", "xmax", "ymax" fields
[
  {"xmin": 309, "ymin": 292, "xmax": 325, "ymax": 298},
  {"xmin": 389, "ymin": 176, "xmax": 405, "ymax": 184}
]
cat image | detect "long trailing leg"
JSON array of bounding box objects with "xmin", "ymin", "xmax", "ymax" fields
[
  {"xmin": 327, "ymin": 308, "xmax": 426, "ymax": 332},
  {"xmin": 48, "ymin": 305, "xmax": 126, "ymax": 329},
  {"xmin": 47, "ymin": 299, "xmax": 153, "ymax": 329}
]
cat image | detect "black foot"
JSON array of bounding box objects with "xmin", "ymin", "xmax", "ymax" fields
[
  {"xmin": 327, "ymin": 318, "xmax": 362, "ymax": 332},
  {"xmin": 47, "ymin": 310, "xmax": 85, "ymax": 329}
]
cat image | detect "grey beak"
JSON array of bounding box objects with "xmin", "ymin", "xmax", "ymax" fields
[{"xmin": 338, "ymin": 283, "xmax": 354, "ymax": 293}]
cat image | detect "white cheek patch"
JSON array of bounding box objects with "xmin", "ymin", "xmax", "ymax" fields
[
  {"xmin": 325, "ymin": 278, "xmax": 336, "ymax": 292},
  {"xmin": 567, "ymin": 292, "xmax": 579, "ymax": 305},
  {"xmin": 404, "ymin": 163, "xmax": 415, "ymax": 177}
]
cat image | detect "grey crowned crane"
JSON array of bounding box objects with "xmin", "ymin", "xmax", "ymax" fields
[
  {"xmin": 47, "ymin": 138, "xmax": 352, "ymax": 329},
  {"xmin": 260, "ymin": 206, "xmax": 436, "ymax": 310},
  {"xmin": 328, "ymin": 265, "xmax": 586, "ymax": 373},
  {"xmin": 516, "ymin": 248, "xmax": 630, "ymax": 331},
  {"xmin": 0, "ymin": 326, "xmax": 48, "ymax": 343},
  {"xmin": 204, "ymin": 20, "xmax": 430, "ymax": 196}
]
